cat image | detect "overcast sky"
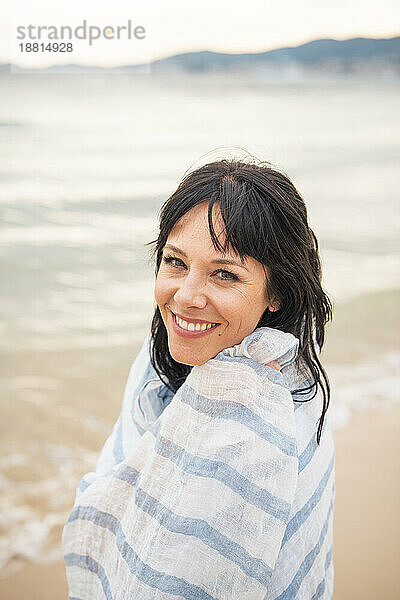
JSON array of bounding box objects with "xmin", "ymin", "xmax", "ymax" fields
[{"xmin": 5, "ymin": 0, "xmax": 400, "ymax": 68}]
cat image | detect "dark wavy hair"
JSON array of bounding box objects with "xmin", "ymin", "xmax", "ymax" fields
[{"xmin": 146, "ymin": 159, "xmax": 333, "ymax": 444}]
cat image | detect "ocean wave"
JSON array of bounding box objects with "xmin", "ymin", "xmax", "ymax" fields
[{"xmin": 328, "ymin": 351, "xmax": 400, "ymax": 430}]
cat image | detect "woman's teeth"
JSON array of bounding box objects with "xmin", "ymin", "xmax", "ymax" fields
[{"xmin": 175, "ymin": 315, "xmax": 217, "ymax": 331}]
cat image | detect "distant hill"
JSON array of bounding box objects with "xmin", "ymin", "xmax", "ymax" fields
[
  {"xmin": 3, "ymin": 35, "xmax": 400, "ymax": 78},
  {"xmin": 145, "ymin": 36, "xmax": 400, "ymax": 77}
]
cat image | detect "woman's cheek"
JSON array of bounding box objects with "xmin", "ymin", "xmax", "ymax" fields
[{"xmin": 156, "ymin": 278, "xmax": 177, "ymax": 314}]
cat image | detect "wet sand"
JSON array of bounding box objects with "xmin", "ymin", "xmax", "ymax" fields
[
  {"xmin": 333, "ymin": 405, "xmax": 400, "ymax": 599},
  {"xmin": 1, "ymin": 404, "xmax": 398, "ymax": 599}
]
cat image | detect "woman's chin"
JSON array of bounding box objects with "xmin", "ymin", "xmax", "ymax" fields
[
  {"xmin": 168, "ymin": 342, "xmax": 210, "ymax": 367},
  {"xmin": 169, "ymin": 349, "xmax": 205, "ymax": 367}
]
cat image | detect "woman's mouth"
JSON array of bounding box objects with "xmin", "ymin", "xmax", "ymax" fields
[{"xmin": 170, "ymin": 311, "xmax": 221, "ymax": 338}]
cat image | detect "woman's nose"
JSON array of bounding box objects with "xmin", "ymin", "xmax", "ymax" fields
[{"xmin": 173, "ymin": 272, "xmax": 207, "ymax": 309}]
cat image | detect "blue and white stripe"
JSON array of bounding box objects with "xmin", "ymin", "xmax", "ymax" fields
[{"xmin": 63, "ymin": 326, "xmax": 335, "ymax": 599}]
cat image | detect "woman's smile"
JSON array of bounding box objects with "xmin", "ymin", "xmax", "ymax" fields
[{"xmin": 169, "ymin": 308, "xmax": 221, "ymax": 338}]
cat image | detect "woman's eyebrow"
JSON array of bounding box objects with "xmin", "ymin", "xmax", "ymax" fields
[{"xmin": 163, "ymin": 244, "xmax": 249, "ymax": 270}]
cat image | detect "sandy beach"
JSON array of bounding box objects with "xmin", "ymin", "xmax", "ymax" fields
[
  {"xmin": 333, "ymin": 406, "xmax": 400, "ymax": 599},
  {"xmin": 1, "ymin": 403, "xmax": 398, "ymax": 599}
]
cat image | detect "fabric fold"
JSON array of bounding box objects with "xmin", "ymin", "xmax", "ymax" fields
[{"xmin": 221, "ymin": 326, "xmax": 299, "ymax": 367}]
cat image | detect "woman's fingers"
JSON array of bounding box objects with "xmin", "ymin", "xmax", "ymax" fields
[{"xmin": 266, "ymin": 360, "xmax": 281, "ymax": 371}]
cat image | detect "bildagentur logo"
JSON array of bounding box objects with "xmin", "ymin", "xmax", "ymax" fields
[{"xmin": 17, "ymin": 20, "xmax": 146, "ymax": 46}]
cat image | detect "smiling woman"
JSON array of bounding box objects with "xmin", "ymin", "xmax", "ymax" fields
[{"xmin": 62, "ymin": 158, "xmax": 335, "ymax": 599}]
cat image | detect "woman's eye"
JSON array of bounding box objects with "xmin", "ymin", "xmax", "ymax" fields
[
  {"xmin": 162, "ymin": 255, "xmax": 185, "ymax": 268},
  {"xmin": 162, "ymin": 256, "xmax": 238, "ymax": 282},
  {"xmin": 217, "ymin": 270, "xmax": 239, "ymax": 281}
]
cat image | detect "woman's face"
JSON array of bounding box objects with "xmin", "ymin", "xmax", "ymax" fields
[{"xmin": 154, "ymin": 202, "xmax": 279, "ymax": 366}]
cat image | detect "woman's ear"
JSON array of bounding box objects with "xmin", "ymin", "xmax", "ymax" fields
[{"xmin": 268, "ymin": 298, "xmax": 280, "ymax": 312}]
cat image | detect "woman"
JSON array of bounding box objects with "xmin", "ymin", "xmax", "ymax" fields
[{"xmin": 63, "ymin": 159, "xmax": 335, "ymax": 599}]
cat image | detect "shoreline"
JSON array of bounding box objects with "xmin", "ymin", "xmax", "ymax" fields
[{"xmin": 0, "ymin": 404, "xmax": 398, "ymax": 599}]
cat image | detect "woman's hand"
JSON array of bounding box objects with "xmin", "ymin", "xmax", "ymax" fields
[{"xmin": 266, "ymin": 360, "xmax": 281, "ymax": 371}]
